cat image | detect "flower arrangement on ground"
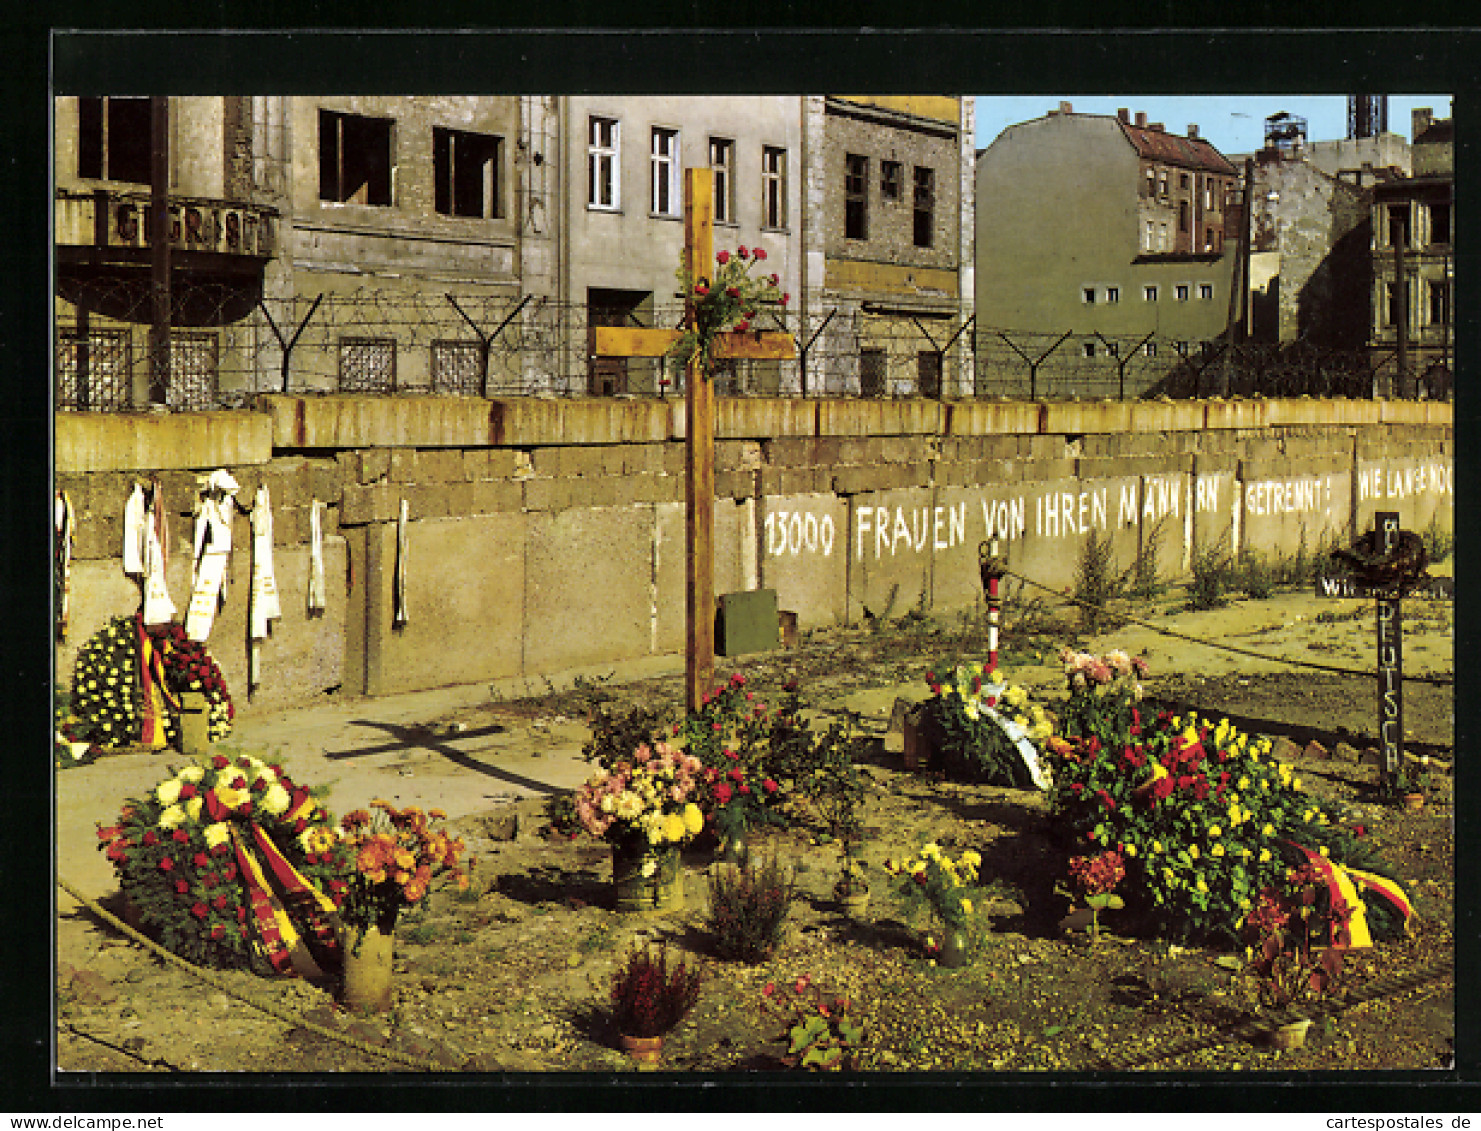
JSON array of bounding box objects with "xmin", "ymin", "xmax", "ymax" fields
[
  {"xmin": 886, "ymin": 843, "xmax": 983, "ymax": 956},
  {"xmin": 706, "ymin": 852, "xmax": 796, "ymax": 963},
  {"xmin": 1045, "ymin": 656, "xmax": 1409, "ymax": 944},
  {"xmin": 760, "ymin": 974, "xmax": 864, "ymax": 1071},
  {"xmin": 609, "ymin": 942, "xmax": 705, "ymax": 1040},
  {"xmin": 670, "ymin": 245, "xmax": 787, "ymax": 374},
  {"xmin": 335, "ymin": 800, "xmax": 471, "ymax": 939},
  {"xmin": 919, "ymin": 660, "xmax": 1053, "ymax": 788},
  {"xmin": 1243, "ymin": 861, "xmax": 1352, "ymax": 1012},
  {"xmin": 71, "ymin": 615, "xmax": 234, "ymax": 749},
  {"xmin": 97, "ymin": 751, "xmax": 341, "ymax": 972},
  {"xmin": 1055, "ymin": 647, "xmax": 1148, "ymax": 749},
  {"xmin": 1066, "ymin": 847, "xmax": 1127, "ymax": 945},
  {"xmin": 574, "ymin": 741, "xmax": 706, "ymax": 853},
  {"xmin": 1391, "ymin": 755, "xmax": 1434, "ymax": 803}
]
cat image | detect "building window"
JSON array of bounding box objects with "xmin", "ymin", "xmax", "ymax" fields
[
  {"xmin": 77, "ymin": 96, "xmax": 152, "ymax": 184},
  {"xmin": 319, "ymin": 109, "xmax": 394, "ymax": 206},
  {"xmin": 1386, "ymin": 204, "xmax": 1410, "ymax": 247},
  {"xmin": 844, "ymin": 154, "xmax": 868, "ymax": 240},
  {"xmin": 588, "ymin": 116, "xmax": 620, "ymax": 210},
  {"xmin": 1144, "ymin": 284, "xmax": 1159, "ymax": 302},
  {"xmin": 913, "ymin": 167, "xmax": 935, "ymax": 248},
  {"xmin": 1430, "ymin": 281, "xmax": 1451, "ymax": 325},
  {"xmin": 1179, "ymin": 173, "xmax": 1190, "ymax": 190},
  {"xmin": 1175, "ymin": 284, "xmax": 1190, "ymax": 302},
  {"xmin": 1179, "ymin": 200, "xmax": 1190, "ymax": 232},
  {"xmin": 651, "ymin": 127, "xmax": 680, "ymax": 216},
  {"xmin": 1083, "ymin": 287, "xmax": 1096, "ymax": 304},
  {"xmin": 917, "ymin": 350, "xmax": 942, "ymax": 397},
  {"xmin": 1145, "ymin": 168, "xmax": 1155, "ymax": 197},
  {"xmin": 762, "ymin": 146, "xmax": 787, "ymax": 229},
  {"xmin": 1106, "ymin": 341, "xmax": 1120, "ymax": 358},
  {"xmin": 1429, "ymin": 202, "xmax": 1452, "ymax": 245},
  {"xmin": 339, "ymin": 338, "xmax": 396, "ymax": 393},
  {"xmin": 1158, "ymin": 170, "xmax": 1168, "ymax": 197},
  {"xmin": 1144, "ymin": 341, "xmax": 1157, "ymax": 357},
  {"xmin": 859, "ymin": 347, "xmax": 886, "ymax": 396},
  {"xmin": 1174, "ymin": 341, "xmax": 1189, "ymax": 357},
  {"xmin": 1105, "ymin": 286, "xmax": 1120, "ymax": 304},
  {"xmin": 1158, "ymin": 222, "xmax": 1169, "ymax": 250},
  {"xmin": 881, "ymin": 160, "xmax": 902, "ymax": 201},
  {"xmin": 433, "ymin": 128, "xmax": 502, "ymax": 219},
  {"xmin": 57, "ymin": 327, "xmax": 132, "ymax": 412},
  {"xmin": 1144, "ymin": 220, "xmax": 1155, "ymax": 251},
  {"xmin": 1199, "ymin": 283, "xmax": 1214, "ymax": 300},
  {"xmin": 432, "ymin": 341, "xmax": 484, "ymax": 395},
  {"xmin": 710, "ymin": 137, "xmax": 735, "ymax": 223},
  {"xmin": 1082, "ymin": 342, "xmax": 1097, "ymax": 358},
  {"xmin": 1204, "ymin": 181, "xmax": 1213, "ymax": 210}
]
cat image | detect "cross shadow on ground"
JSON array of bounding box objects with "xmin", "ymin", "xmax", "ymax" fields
[
  {"xmin": 328, "ymin": 720, "xmax": 564, "ymax": 795},
  {"xmin": 495, "ymin": 861, "xmax": 609, "ymax": 908}
]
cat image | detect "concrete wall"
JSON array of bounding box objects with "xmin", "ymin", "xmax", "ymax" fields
[{"xmin": 55, "ymin": 394, "xmax": 1452, "ymax": 715}]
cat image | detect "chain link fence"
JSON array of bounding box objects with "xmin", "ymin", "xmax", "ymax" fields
[{"xmin": 54, "ymin": 279, "xmax": 1447, "ymax": 412}]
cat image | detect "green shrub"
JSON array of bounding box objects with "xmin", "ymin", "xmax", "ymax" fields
[
  {"xmin": 1421, "ymin": 514, "xmax": 1454, "ymax": 564},
  {"xmin": 1188, "ymin": 539, "xmax": 1233, "ymax": 610},
  {"xmin": 706, "ymin": 853, "xmax": 796, "ymax": 963},
  {"xmin": 1074, "ymin": 529, "xmax": 1124, "ymax": 634},
  {"xmin": 1235, "ymin": 551, "xmax": 1278, "ymax": 599},
  {"xmin": 582, "ymin": 703, "xmax": 670, "ymax": 768}
]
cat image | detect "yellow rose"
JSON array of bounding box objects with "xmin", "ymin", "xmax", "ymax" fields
[
  {"xmin": 1259, "ymin": 848, "xmax": 1272, "ymax": 863},
  {"xmin": 157, "ymin": 804, "xmax": 186, "ymax": 829},
  {"xmin": 1196, "ymin": 879, "xmax": 1209, "ymax": 893},
  {"xmin": 663, "ymin": 813, "xmax": 687, "ymax": 843},
  {"xmin": 204, "ymin": 822, "xmax": 232, "ymax": 849},
  {"xmin": 1208, "ymin": 825, "xmax": 1222, "ymax": 838},
  {"xmin": 961, "ymin": 849, "xmax": 982, "ymax": 868},
  {"xmin": 682, "ymin": 803, "xmax": 704, "ymax": 835},
  {"xmin": 214, "ymin": 786, "xmax": 249, "ymax": 811},
  {"xmin": 1188, "ymin": 844, "xmax": 1200, "ymax": 860},
  {"xmin": 1124, "ymin": 842, "xmax": 1137, "ymax": 858},
  {"xmin": 185, "ymin": 796, "xmax": 203, "ymax": 823},
  {"xmin": 262, "ymin": 783, "xmax": 292, "ymax": 816},
  {"xmin": 177, "ymin": 765, "xmax": 205, "ymax": 784},
  {"xmin": 1211, "ymin": 844, "xmax": 1225, "ymax": 857},
  {"xmin": 155, "ymin": 779, "xmax": 183, "ymax": 807},
  {"xmin": 1151, "ymin": 840, "xmax": 1163, "ymax": 854}
]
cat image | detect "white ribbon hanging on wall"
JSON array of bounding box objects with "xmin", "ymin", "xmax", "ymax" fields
[
  {"xmin": 124, "ymin": 479, "xmax": 176, "ymax": 626},
  {"xmin": 248, "ymin": 484, "xmax": 282, "ymax": 691},
  {"xmin": 306, "ymin": 499, "xmax": 327, "ymax": 616},
  {"xmin": 393, "ymin": 498, "xmax": 409, "ymax": 628},
  {"xmin": 55, "ymin": 491, "xmax": 74, "ymax": 642},
  {"xmin": 185, "ymin": 470, "xmax": 239, "ymax": 642}
]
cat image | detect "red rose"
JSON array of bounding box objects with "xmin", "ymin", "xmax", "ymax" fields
[
  {"xmin": 180, "ymin": 783, "xmax": 197, "ymax": 800},
  {"xmin": 737, "ymin": 245, "xmax": 749, "ymax": 258},
  {"xmin": 715, "ymin": 783, "xmax": 734, "ymax": 804},
  {"xmin": 914, "ymin": 872, "xmax": 927, "ymax": 886},
  {"xmin": 174, "ymin": 879, "xmax": 189, "ymax": 894},
  {"xmin": 726, "ymin": 286, "xmax": 740, "ymax": 299},
  {"xmin": 728, "ymin": 768, "xmax": 744, "ymax": 783},
  {"xmin": 143, "ymin": 831, "xmax": 158, "ymax": 846},
  {"xmin": 224, "ymin": 863, "xmax": 238, "ymax": 881},
  {"xmin": 193, "ymin": 852, "xmax": 208, "ymax": 867},
  {"xmin": 173, "ymin": 830, "xmax": 190, "ymax": 843},
  {"xmin": 213, "ymin": 842, "xmax": 231, "ymax": 857},
  {"xmin": 754, "ymin": 248, "xmax": 767, "ymax": 260},
  {"xmin": 763, "ymin": 779, "xmax": 778, "ymax": 794},
  {"xmin": 202, "ymin": 873, "xmax": 217, "ymax": 888},
  {"xmin": 230, "ymin": 777, "xmax": 246, "ymax": 790},
  {"xmin": 716, "ymin": 250, "xmax": 731, "ymax": 265},
  {"xmin": 293, "ymin": 819, "xmax": 307, "ymax": 834},
  {"xmin": 212, "ymin": 755, "xmax": 229, "ymax": 769},
  {"xmin": 237, "ymin": 907, "xmax": 247, "ymax": 923},
  {"xmin": 158, "ymin": 857, "xmax": 175, "ymax": 872},
  {"xmin": 239, "ymin": 927, "xmax": 250, "ymax": 939},
  {"xmin": 213, "ymin": 893, "xmax": 231, "ymax": 911},
  {"xmin": 694, "ymin": 284, "xmax": 709, "ymax": 297},
  {"xmin": 239, "ymin": 802, "xmax": 253, "ymax": 816}
]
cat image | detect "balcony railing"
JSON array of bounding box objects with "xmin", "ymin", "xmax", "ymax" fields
[{"xmin": 55, "ymin": 188, "xmax": 278, "ymax": 258}]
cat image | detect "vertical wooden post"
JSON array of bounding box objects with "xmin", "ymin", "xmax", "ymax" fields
[
  {"xmin": 148, "ymin": 95, "xmax": 172, "ymax": 405},
  {"xmin": 684, "ymin": 168, "xmax": 716, "ymax": 713}
]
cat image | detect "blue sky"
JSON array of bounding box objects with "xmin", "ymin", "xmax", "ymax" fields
[{"xmin": 973, "ymin": 95, "xmax": 1453, "ymax": 156}]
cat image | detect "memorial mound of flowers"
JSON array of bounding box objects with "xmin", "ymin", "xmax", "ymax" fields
[
  {"xmin": 70, "ymin": 614, "xmax": 233, "ymax": 750},
  {"xmin": 918, "ymin": 661, "xmax": 1054, "ymax": 788},
  {"xmin": 1045, "ymin": 648, "xmax": 1410, "ymax": 945},
  {"xmin": 97, "ymin": 752, "xmax": 342, "ymax": 973}
]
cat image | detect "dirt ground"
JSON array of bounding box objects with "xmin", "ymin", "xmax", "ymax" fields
[{"xmin": 53, "ymin": 578, "xmax": 1455, "ymax": 1076}]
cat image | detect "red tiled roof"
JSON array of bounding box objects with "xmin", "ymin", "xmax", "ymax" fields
[{"xmin": 1116, "ymin": 120, "xmax": 1237, "ymax": 175}]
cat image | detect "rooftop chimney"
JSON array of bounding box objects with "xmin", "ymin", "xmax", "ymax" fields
[
  {"xmin": 1059, "ymin": 101, "xmax": 1073, "ymax": 114},
  {"xmin": 1412, "ymin": 107, "xmax": 1433, "ymax": 137},
  {"xmin": 1150, "ymin": 122, "xmax": 1165, "ymax": 133},
  {"xmin": 1117, "ymin": 108, "xmax": 1130, "ymax": 123},
  {"xmin": 1187, "ymin": 123, "xmax": 1199, "ymax": 139},
  {"xmin": 1135, "ymin": 111, "xmax": 1147, "ymax": 128}
]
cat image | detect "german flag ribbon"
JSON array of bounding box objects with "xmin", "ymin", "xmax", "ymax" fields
[
  {"xmin": 229, "ymin": 823, "xmax": 341, "ymax": 977},
  {"xmin": 1287, "ymin": 841, "xmax": 1373, "ymax": 949},
  {"xmin": 135, "ymin": 618, "xmax": 178, "ymax": 748},
  {"xmin": 1346, "ymin": 866, "xmax": 1417, "ymax": 934}
]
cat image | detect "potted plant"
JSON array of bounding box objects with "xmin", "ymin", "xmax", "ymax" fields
[
  {"xmin": 1242, "ymin": 862, "xmax": 1352, "ymax": 1050},
  {"xmin": 334, "ymin": 800, "xmax": 472, "ymax": 1011},
  {"xmin": 705, "ymin": 851, "xmax": 796, "ymax": 963},
  {"xmin": 885, "ymin": 843, "xmax": 983, "ymax": 967},
  {"xmin": 1064, "ymin": 847, "xmax": 1127, "ymax": 946},
  {"xmin": 760, "ymin": 975, "xmax": 865, "ymax": 1071},
  {"xmin": 608, "ymin": 943, "xmax": 705, "ymax": 1070},
  {"xmin": 1391, "ymin": 756, "xmax": 1433, "ymax": 810},
  {"xmin": 573, "ymin": 741, "xmax": 706, "ymax": 913},
  {"xmin": 806, "ymin": 722, "xmax": 871, "ymax": 915}
]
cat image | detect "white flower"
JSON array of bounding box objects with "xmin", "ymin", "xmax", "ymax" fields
[
  {"xmin": 262, "ymin": 783, "xmax": 291, "ymax": 816},
  {"xmin": 204, "ymin": 823, "xmax": 232, "ymax": 849},
  {"xmin": 157, "ymin": 804, "xmax": 187, "ymax": 829},
  {"xmin": 177, "ymin": 765, "xmax": 205, "ymax": 783},
  {"xmin": 640, "ymin": 859, "xmax": 657, "ymax": 879},
  {"xmin": 155, "ymin": 779, "xmax": 183, "ymax": 807}
]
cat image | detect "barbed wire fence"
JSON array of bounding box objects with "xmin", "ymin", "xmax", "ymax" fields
[{"xmin": 54, "ymin": 279, "xmax": 1449, "ymax": 413}]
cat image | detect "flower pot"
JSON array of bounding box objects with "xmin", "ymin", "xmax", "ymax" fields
[
  {"xmin": 611, "ymin": 841, "xmax": 684, "ymax": 914},
  {"xmin": 939, "ymin": 927, "xmax": 971, "ymax": 968},
  {"xmin": 1403, "ymin": 792, "xmax": 1425, "ymax": 812},
  {"xmin": 1265, "ymin": 1018, "xmax": 1312, "ymax": 1051},
  {"xmin": 620, "ymin": 1033, "xmax": 664, "ymax": 1070},
  {"xmin": 901, "ymin": 707, "xmax": 932, "ymax": 771},
  {"xmin": 340, "ymin": 924, "xmax": 395, "ymax": 1013}
]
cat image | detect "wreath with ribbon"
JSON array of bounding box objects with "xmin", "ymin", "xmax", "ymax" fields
[
  {"xmin": 98, "ymin": 752, "xmax": 345, "ymax": 975},
  {"xmin": 70, "ymin": 614, "xmax": 233, "ymax": 750}
]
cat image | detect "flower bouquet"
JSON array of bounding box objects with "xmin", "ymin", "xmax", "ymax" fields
[
  {"xmin": 670, "ymin": 245, "xmax": 788, "ymax": 374},
  {"xmin": 1065, "ymin": 847, "xmax": 1127, "ymax": 945},
  {"xmin": 97, "ymin": 752, "xmax": 341, "ymax": 973},
  {"xmin": 886, "ymin": 843, "xmax": 982, "ymax": 964},
  {"xmin": 335, "ymin": 800, "xmax": 471, "ymax": 937},
  {"xmin": 1055, "ymin": 647, "xmax": 1148, "ymax": 749},
  {"xmin": 919, "ymin": 661, "xmax": 1053, "ymax": 788},
  {"xmin": 574, "ymin": 741, "xmax": 705, "ymax": 911}
]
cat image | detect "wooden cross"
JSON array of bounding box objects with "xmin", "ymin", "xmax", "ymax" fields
[
  {"xmin": 590, "ymin": 168, "xmax": 796, "ymax": 712},
  {"xmin": 1315, "ymin": 511, "xmax": 1453, "ymax": 789}
]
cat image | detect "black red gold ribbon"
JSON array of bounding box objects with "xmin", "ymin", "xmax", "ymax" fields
[{"xmin": 135, "ymin": 617, "xmax": 178, "ymax": 748}]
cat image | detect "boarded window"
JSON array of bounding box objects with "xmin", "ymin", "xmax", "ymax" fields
[
  {"xmin": 319, "ymin": 110, "xmax": 394, "ymax": 205},
  {"xmin": 432, "ymin": 340, "xmax": 484, "ymax": 395},
  {"xmin": 434, "ymin": 128, "xmax": 501, "ymax": 219},
  {"xmin": 339, "ymin": 338, "xmax": 396, "ymax": 393},
  {"xmin": 881, "ymin": 160, "xmax": 902, "ymax": 201},
  {"xmin": 917, "ymin": 350, "xmax": 942, "ymax": 397},
  {"xmin": 859, "ymin": 347, "xmax": 886, "ymax": 396},
  {"xmin": 913, "ymin": 166, "xmax": 935, "ymax": 248},
  {"xmin": 77, "ymin": 96, "xmax": 151, "ymax": 184},
  {"xmin": 57, "ymin": 327, "xmax": 132, "ymax": 411}
]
